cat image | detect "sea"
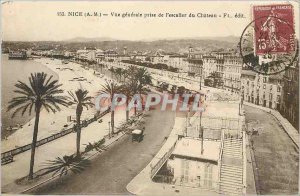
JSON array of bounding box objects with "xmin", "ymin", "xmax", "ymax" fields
[{"xmin": 1, "ymin": 54, "xmax": 58, "ymax": 139}]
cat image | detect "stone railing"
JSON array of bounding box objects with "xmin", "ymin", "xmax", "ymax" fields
[
  {"xmin": 1, "ymin": 108, "xmax": 110, "ymax": 164},
  {"xmin": 150, "ymin": 141, "xmax": 177, "ymax": 179}
]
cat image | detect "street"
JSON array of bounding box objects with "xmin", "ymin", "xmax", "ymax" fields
[
  {"xmin": 30, "ymin": 106, "xmax": 176, "ymax": 194},
  {"xmin": 245, "ymin": 105, "xmax": 299, "ymax": 194}
]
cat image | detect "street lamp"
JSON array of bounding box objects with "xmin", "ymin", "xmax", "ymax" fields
[
  {"xmin": 199, "ymin": 65, "xmax": 202, "ymax": 91},
  {"xmin": 108, "ymin": 121, "xmax": 111, "ymax": 138},
  {"xmin": 199, "ymin": 111, "xmax": 204, "ymax": 154}
]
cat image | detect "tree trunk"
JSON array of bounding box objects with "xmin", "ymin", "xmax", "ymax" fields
[
  {"xmin": 76, "ymin": 114, "xmax": 81, "ymax": 157},
  {"xmin": 76, "ymin": 105, "xmax": 83, "ymax": 157},
  {"xmin": 126, "ymin": 99, "xmax": 129, "ymax": 121},
  {"xmin": 28, "ymin": 105, "xmax": 41, "ymax": 180},
  {"xmin": 111, "ymin": 110, "xmax": 114, "ymax": 134}
]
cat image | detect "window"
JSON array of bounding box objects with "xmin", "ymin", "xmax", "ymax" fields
[
  {"xmin": 181, "ymin": 159, "xmax": 189, "ymax": 183},
  {"xmin": 277, "ymin": 95, "xmax": 281, "ymax": 102},
  {"xmin": 269, "ymin": 93, "xmax": 273, "ymax": 100},
  {"xmin": 277, "ymin": 86, "xmax": 281, "ymax": 92},
  {"xmin": 263, "ymin": 84, "xmax": 266, "ymax": 89},
  {"xmin": 263, "ymin": 77, "xmax": 267, "ymax": 83},
  {"xmin": 204, "ymin": 163, "xmax": 213, "ymax": 188}
]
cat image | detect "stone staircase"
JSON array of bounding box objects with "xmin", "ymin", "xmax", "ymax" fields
[
  {"xmin": 223, "ymin": 138, "xmax": 243, "ymax": 159},
  {"xmin": 220, "ymin": 138, "xmax": 243, "ymax": 195}
]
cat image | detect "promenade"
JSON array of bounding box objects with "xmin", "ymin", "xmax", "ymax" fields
[{"xmin": 1, "ymin": 58, "xmax": 128, "ymax": 187}]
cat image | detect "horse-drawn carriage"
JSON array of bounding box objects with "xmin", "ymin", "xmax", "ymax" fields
[{"xmin": 131, "ymin": 129, "xmax": 144, "ymax": 142}]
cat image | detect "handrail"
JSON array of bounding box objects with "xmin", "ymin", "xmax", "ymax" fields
[
  {"xmin": 217, "ymin": 129, "xmax": 225, "ymax": 192},
  {"xmin": 150, "ymin": 141, "xmax": 177, "ymax": 179},
  {"xmin": 1, "ymin": 108, "xmax": 110, "ymax": 160}
]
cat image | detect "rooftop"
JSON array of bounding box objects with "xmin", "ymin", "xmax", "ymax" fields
[
  {"xmin": 203, "ymin": 101, "xmax": 240, "ymax": 119},
  {"xmin": 172, "ymin": 138, "xmax": 220, "ymax": 162}
]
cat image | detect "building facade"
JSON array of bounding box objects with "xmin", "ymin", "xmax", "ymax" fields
[
  {"xmin": 222, "ymin": 56, "xmax": 242, "ymax": 93},
  {"xmin": 280, "ymin": 58, "xmax": 299, "ymax": 130},
  {"xmin": 241, "ymin": 69, "xmax": 283, "ymax": 109}
]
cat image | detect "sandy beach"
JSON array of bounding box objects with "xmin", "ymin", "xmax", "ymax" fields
[
  {"xmin": 2, "ymin": 58, "xmax": 113, "ymax": 152},
  {"xmin": 2, "ymin": 58, "xmax": 130, "ymax": 186}
]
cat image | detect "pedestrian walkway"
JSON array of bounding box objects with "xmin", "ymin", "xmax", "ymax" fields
[
  {"xmin": 244, "ymin": 102, "xmax": 299, "ymax": 148},
  {"xmin": 1, "ymin": 109, "xmax": 127, "ymax": 187},
  {"xmin": 126, "ymin": 117, "xmax": 192, "ymax": 195}
]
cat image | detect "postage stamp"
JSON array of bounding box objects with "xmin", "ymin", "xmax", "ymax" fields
[
  {"xmin": 239, "ymin": 4, "xmax": 298, "ymax": 75},
  {"xmin": 253, "ymin": 4, "xmax": 295, "ymax": 55}
]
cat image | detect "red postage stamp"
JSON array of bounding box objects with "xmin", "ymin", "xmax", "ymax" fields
[{"xmin": 253, "ymin": 4, "xmax": 295, "ymax": 55}]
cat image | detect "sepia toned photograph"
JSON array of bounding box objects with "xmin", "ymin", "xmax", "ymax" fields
[{"xmin": 1, "ymin": 1, "xmax": 299, "ymax": 195}]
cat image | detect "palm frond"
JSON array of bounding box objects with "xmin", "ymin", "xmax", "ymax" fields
[
  {"xmin": 7, "ymin": 72, "xmax": 68, "ymax": 118},
  {"xmin": 39, "ymin": 155, "xmax": 91, "ymax": 177}
]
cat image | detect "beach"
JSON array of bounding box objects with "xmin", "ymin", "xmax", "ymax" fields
[
  {"xmin": 1, "ymin": 57, "xmax": 129, "ymax": 186},
  {"xmin": 1, "ymin": 54, "xmax": 59, "ymax": 139},
  {"xmin": 2, "ymin": 57, "xmax": 116, "ymax": 152}
]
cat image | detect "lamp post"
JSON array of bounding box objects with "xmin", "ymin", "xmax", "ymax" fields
[
  {"xmin": 199, "ymin": 66, "xmax": 202, "ymax": 91},
  {"xmin": 108, "ymin": 121, "xmax": 111, "ymax": 138},
  {"xmin": 199, "ymin": 111, "xmax": 204, "ymax": 154}
]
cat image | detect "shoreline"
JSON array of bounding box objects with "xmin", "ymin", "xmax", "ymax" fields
[
  {"xmin": 1, "ymin": 55, "xmax": 59, "ymax": 139},
  {"xmin": 1, "ymin": 57, "xmax": 110, "ymax": 152}
]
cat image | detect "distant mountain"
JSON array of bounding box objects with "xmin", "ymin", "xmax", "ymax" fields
[
  {"xmin": 141, "ymin": 36, "xmax": 239, "ymax": 43},
  {"xmin": 3, "ymin": 37, "xmax": 240, "ymax": 54},
  {"xmin": 65, "ymin": 36, "xmax": 239, "ymax": 43},
  {"xmin": 65, "ymin": 37, "xmax": 116, "ymax": 42}
]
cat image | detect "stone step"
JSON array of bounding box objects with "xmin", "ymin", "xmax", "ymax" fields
[
  {"xmin": 220, "ymin": 183, "xmax": 243, "ymax": 190},
  {"xmin": 220, "ymin": 184, "xmax": 243, "ymax": 191},
  {"xmin": 220, "ymin": 177, "xmax": 243, "ymax": 185},
  {"xmin": 221, "ymin": 172, "xmax": 243, "ymax": 179},
  {"xmin": 221, "ymin": 167, "xmax": 243, "ymax": 174},
  {"xmin": 223, "ymin": 144, "xmax": 242, "ymax": 147},
  {"xmin": 224, "ymin": 140, "xmax": 242, "ymax": 143},
  {"xmin": 220, "ymin": 186, "xmax": 242, "ymax": 195},
  {"xmin": 221, "ymin": 168, "xmax": 243, "ymax": 173},
  {"xmin": 224, "ymin": 139, "xmax": 242, "ymax": 142},
  {"xmin": 223, "ymin": 149, "xmax": 242, "ymax": 153},
  {"xmin": 223, "ymin": 152, "xmax": 242, "ymax": 156},
  {"xmin": 221, "ymin": 171, "xmax": 243, "ymax": 178},
  {"xmin": 223, "ymin": 151, "xmax": 242, "ymax": 155},
  {"xmin": 220, "ymin": 179, "xmax": 243, "ymax": 187},
  {"xmin": 221, "ymin": 164, "xmax": 243, "ymax": 169},
  {"xmin": 224, "ymin": 140, "xmax": 242, "ymax": 144},
  {"xmin": 223, "ymin": 144, "xmax": 243, "ymax": 149},
  {"xmin": 220, "ymin": 180, "xmax": 243, "ymax": 187}
]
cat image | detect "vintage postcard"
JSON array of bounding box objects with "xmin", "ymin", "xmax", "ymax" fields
[{"xmin": 1, "ymin": 1, "xmax": 299, "ymax": 195}]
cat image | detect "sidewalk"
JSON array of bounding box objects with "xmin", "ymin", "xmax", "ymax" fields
[
  {"xmin": 126, "ymin": 116, "xmax": 184, "ymax": 195},
  {"xmin": 244, "ymin": 102, "xmax": 299, "ymax": 148},
  {"xmin": 2, "ymin": 127, "xmax": 127, "ymax": 194},
  {"xmin": 1, "ymin": 104, "xmax": 127, "ymax": 188},
  {"xmin": 245, "ymin": 133, "xmax": 257, "ymax": 195}
]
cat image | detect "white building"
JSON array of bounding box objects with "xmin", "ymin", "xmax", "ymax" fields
[
  {"xmin": 167, "ymin": 138, "xmax": 220, "ymax": 189},
  {"xmin": 76, "ymin": 47, "xmax": 96, "ymax": 61},
  {"xmin": 241, "ymin": 69, "xmax": 283, "ymax": 109},
  {"xmin": 168, "ymin": 55, "xmax": 189, "ymax": 71}
]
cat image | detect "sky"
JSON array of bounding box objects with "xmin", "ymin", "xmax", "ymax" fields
[{"xmin": 2, "ymin": 1, "xmax": 299, "ymax": 41}]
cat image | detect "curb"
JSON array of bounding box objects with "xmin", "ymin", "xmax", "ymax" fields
[
  {"xmin": 19, "ymin": 131, "xmax": 127, "ymax": 194},
  {"xmin": 244, "ymin": 102, "xmax": 299, "ymax": 148}
]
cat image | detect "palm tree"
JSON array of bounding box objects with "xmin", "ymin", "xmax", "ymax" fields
[
  {"xmin": 7, "ymin": 72, "xmax": 68, "ymax": 180},
  {"xmin": 40, "ymin": 155, "xmax": 91, "ymax": 177},
  {"xmin": 98, "ymin": 80, "xmax": 123, "ymax": 134},
  {"xmin": 68, "ymin": 89, "xmax": 94, "ymax": 157},
  {"xmin": 121, "ymin": 83, "xmax": 135, "ymax": 121},
  {"xmin": 135, "ymin": 67, "xmax": 152, "ymax": 91},
  {"xmin": 115, "ymin": 68, "xmax": 123, "ymax": 82},
  {"xmin": 121, "ymin": 69, "xmax": 128, "ymax": 83},
  {"xmin": 98, "ymin": 63, "xmax": 105, "ymax": 73}
]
